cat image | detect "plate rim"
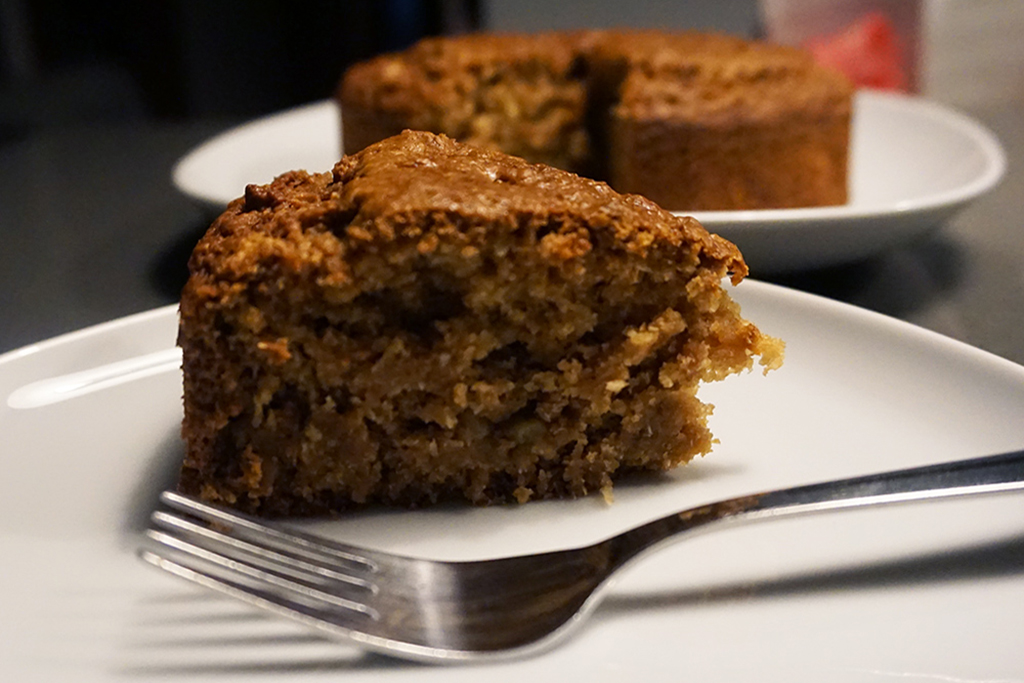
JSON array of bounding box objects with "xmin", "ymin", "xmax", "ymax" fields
[
  {"xmin": 171, "ymin": 100, "xmax": 340, "ymax": 210},
  {"xmin": 0, "ymin": 303, "xmax": 179, "ymax": 367}
]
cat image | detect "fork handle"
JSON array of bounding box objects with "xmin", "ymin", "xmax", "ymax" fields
[{"xmin": 606, "ymin": 449, "xmax": 1024, "ymax": 569}]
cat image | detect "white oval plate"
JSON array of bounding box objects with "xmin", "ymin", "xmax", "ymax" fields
[
  {"xmin": 3, "ymin": 281, "xmax": 1024, "ymax": 681},
  {"xmin": 172, "ymin": 91, "xmax": 1005, "ymax": 273}
]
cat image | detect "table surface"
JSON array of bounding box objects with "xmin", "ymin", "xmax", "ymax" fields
[{"xmin": 1, "ymin": 100, "xmax": 1022, "ymax": 367}]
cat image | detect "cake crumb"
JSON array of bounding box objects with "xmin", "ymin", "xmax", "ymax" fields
[{"xmin": 600, "ymin": 484, "xmax": 615, "ymax": 505}]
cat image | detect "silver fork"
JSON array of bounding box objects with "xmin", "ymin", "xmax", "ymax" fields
[{"xmin": 140, "ymin": 450, "xmax": 1024, "ymax": 664}]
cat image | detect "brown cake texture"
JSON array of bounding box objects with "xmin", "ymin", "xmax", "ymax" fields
[
  {"xmin": 338, "ymin": 30, "xmax": 853, "ymax": 212},
  {"xmin": 178, "ymin": 130, "xmax": 783, "ymax": 515}
]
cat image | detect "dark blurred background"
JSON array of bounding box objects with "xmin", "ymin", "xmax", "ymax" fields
[
  {"xmin": 0, "ymin": 0, "xmax": 481, "ymax": 135},
  {"xmin": 0, "ymin": 0, "xmax": 762, "ymax": 133}
]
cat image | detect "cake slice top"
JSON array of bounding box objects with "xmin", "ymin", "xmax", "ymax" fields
[
  {"xmin": 589, "ymin": 30, "xmax": 854, "ymax": 125},
  {"xmin": 335, "ymin": 130, "xmax": 740, "ymax": 261},
  {"xmin": 192, "ymin": 130, "xmax": 747, "ymax": 291}
]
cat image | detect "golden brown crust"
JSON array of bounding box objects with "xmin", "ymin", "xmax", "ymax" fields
[
  {"xmin": 178, "ymin": 131, "xmax": 781, "ymax": 515},
  {"xmin": 591, "ymin": 30, "xmax": 851, "ymax": 125},
  {"xmin": 338, "ymin": 29, "xmax": 853, "ymax": 211}
]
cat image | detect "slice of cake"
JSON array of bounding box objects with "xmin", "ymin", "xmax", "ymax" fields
[
  {"xmin": 178, "ymin": 130, "xmax": 783, "ymax": 515},
  {"xmin": 338, "ymin": 30, "xmax": 853, "ymax": 212}
]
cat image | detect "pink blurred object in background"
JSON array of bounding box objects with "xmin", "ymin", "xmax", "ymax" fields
[
  {"xmin": 804, "ymin": 11, "xmax": 908, "ymax": 91},
  {"xmin": 760, "ymin": 0, "xmax": 922, "ymax": 92}
]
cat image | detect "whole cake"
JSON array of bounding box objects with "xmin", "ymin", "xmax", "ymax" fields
[
  {"xmin": 338, "ymin": 30, "xmax": 853, "ymax": 212},
  {"xmin": 178, "ymin": 130, "xmax": 783, "ymax": 515}
]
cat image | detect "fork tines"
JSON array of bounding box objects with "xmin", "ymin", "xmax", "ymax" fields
[{"xmin": 140, "ymin": 491, "xmax": 381, "ymax": 620}]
